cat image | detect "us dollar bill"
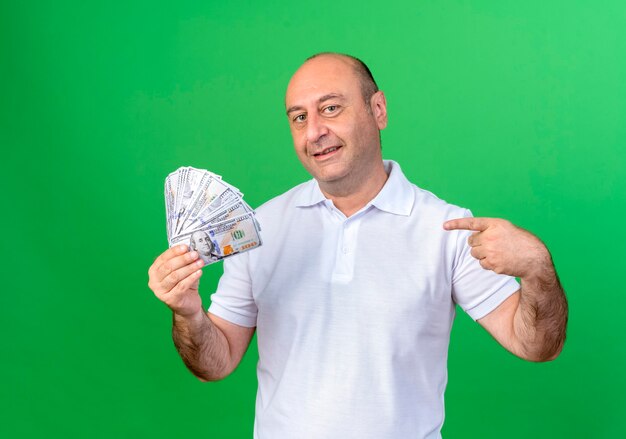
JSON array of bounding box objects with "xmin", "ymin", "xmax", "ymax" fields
[
  {"xmin": 178, "ymin": 177, "xmax": 234, "ymax": 233},
  {"xmin": 164, "ymin": 173, "xmax": 175, "ymax": 241},
  {"xmin": 165, "ymin": 167, "xmax": 187, "ymax": 240},
  {"xmin": 174, "ymin": 167, "xmax": 207, "ymax": 235},
  {"xmin": 182, "ymin": 187, "xmax": 242, "ymax": 233},
  {"xmin": 170, "ymin": 213, "xmax": 262, "ymax": 264},
  {"xmin": 186, "ymin": 199, "xmax": 253, "ymax": 233}
]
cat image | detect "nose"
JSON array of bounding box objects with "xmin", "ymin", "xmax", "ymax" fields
[{"xmin": 305, "ymin": 112, "xmax": 329, "ymax": 145}]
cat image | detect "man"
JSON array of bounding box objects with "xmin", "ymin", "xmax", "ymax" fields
[
  {"xmin": 189, "ymin": 230, "xmax": 218, "ymax": 264},
  {"xmin": 148, "ymin": 53, "xmax": 568, "ymax": 438}
]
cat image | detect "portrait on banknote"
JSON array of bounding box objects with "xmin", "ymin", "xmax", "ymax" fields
[{"xmin": 190, "ymin": 230, "xmax": 219, "ymax": 264}]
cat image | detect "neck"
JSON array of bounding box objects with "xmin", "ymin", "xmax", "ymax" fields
[{"xmin": 319, "ymin": 160, "xmax": 388, "ymax": 217}]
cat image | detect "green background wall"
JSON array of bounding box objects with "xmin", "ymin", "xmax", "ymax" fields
[{"xmin": 3, "ymin": 1, "xmax": 625, "ymax": 437}]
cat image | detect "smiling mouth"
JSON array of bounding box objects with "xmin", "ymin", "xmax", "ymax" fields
[{"xmin": 313, "ymin": 146, "xmax": 342, "ymax": 157}]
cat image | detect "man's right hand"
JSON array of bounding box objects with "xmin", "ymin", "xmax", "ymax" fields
[{"xmin": 148, "ymin": 245, "xmax": 206, "ymax": 317}]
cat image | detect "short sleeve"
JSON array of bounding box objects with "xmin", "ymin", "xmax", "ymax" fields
[
  {"xmin": 451, "ymin": 209, "xmax": 520, "ymax": 320},
  {"xmin": 208, "ymin": 251, "xmax": 258, "ymax": 327}
]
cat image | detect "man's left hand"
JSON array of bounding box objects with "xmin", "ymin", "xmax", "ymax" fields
[{"xmin": 443, "ymin": 217, "xmax": 550, "ymax": 278}]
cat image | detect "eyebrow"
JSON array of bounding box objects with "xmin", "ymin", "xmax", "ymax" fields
[{"xmin": 286, "ymin": 93, "xmax": 345, "ymax": 115}]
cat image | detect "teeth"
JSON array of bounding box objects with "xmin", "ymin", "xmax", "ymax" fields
[{"xmin": 313, "ymin": 146, "xmax": 340, "ymax": 156}]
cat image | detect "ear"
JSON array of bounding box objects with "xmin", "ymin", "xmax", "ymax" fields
[{"xmin": 370, "ymin": 91, "xmax": 388, "ymax": 130}]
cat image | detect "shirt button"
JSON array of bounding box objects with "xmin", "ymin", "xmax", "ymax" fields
[{"xmin": 342, "ymin": 247, "xmax": 349, "ymax": 254}]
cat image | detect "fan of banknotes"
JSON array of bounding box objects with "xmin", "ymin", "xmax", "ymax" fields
[{"xmin": 164, "ymin": 166, "xmax": 262, "ymax": 265}]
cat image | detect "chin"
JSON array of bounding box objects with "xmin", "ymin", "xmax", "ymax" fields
[{"xmin": 311, "ymin": 163, "xmax": 350, "ymax": 182}]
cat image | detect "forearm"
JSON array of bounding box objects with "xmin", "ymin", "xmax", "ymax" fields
[
  {"xmin": 514, "ymin": 251, "xmax": 568, "ymax": 361},
  {"xmin": 172, "ymin": 310, "xmax": 233, "ymax": 381}
]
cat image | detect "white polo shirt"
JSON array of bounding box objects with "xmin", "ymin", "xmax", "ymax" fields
[{"xmin": 209, "ymin": 160, "xmax": 519, "ymax": 439}]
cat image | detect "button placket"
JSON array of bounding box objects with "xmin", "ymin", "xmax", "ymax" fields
[{"xmin": 332, "ymin": 217, "xmax": 360, "ymax": 282}]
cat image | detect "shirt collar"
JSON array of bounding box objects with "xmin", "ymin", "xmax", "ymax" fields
[
  {"xmin": 294, "ymin": 160, "xmax": 414, "ymax": 216},
  {"xmin": 369, "ymin": 160, "xmax": 414, "ymax": 216},
  {"xmin": 293, "ymin": 178, "xmax": 327, "ymax": 207}
]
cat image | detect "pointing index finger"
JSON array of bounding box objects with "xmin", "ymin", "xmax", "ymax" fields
[{"xmin": 443, "ymin": 217, "xmax": 490, "ymax": 232}]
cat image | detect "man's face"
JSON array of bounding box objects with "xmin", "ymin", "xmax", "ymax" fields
[
  {"xmin": 285, "ymin": 55, "xmax": 387, "ymax": 188},
  {"xmin": 192, "ymin": 231, "xmax": 213, "ymax": 255}
]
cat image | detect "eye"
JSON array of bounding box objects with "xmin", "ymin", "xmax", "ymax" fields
[
  {"xmin": 323, "ymin": 105, "xmax": 340, "ymax": 115},
  {"xmin": 293, "ymin": 113, "xmax": 306, "ymax": 123}
]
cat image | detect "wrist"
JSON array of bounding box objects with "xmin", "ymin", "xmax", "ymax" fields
[
  {"xmin": 520, "ymin": 248, "xmax": 557, "ymax": 285},
  {"xmin": 173, "ymin": 307, "xmax": 207, "ymax": 325}
]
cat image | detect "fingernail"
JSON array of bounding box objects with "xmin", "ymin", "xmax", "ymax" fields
[
  {"xmin": 190, "ymin": 251, "xmax": 198, "ymax": 259},
  {"xmin": 178, "ymin": 244, "xmax": 187, "ymax": 252},
  {"xmin": 196, "ymin": 259, "xmax": 205, "ymax": 267}
]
